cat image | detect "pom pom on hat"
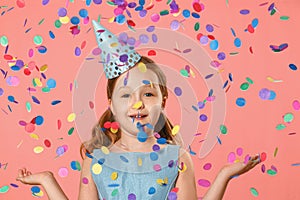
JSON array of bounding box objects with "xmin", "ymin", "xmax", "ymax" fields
[{"xmin": 92, "ymin": 20, "xmax": 141, "ymax": 79}]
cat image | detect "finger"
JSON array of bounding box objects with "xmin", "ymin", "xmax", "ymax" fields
[
  {"xmin": 18, "ymin": 169, "xmax": 25, "ymax": 177},
  {"xmin": 26, "ymin": 171, "xmax": 32, "ymax": 176}
]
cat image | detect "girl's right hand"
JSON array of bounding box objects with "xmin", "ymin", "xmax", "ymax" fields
[{"xmin": 16, "ymin": 168, "xmax": 54, "ymax": 185}]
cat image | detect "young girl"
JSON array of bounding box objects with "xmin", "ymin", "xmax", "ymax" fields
[{"xmin": 16, "ymin": 21, "xmax": 260, "ymax": 200}]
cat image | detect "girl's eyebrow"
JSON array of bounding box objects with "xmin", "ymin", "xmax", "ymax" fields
[{"xmin": 118, "ymin": 83, "xmax": 158, "ymax": 91}]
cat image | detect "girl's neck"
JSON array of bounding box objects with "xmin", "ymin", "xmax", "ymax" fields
[{"xmin": 113, "ymin": 131, "xmax": 157, "ymax": 152}]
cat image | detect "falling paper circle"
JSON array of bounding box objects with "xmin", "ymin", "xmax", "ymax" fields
[
  {"xmin": 0, "ymin": 88, "xmax": 4, "ymax": 96},
  {"xmin": 151, "ymin": 13, "xmax": 160, "ymax": 22},
  {"xmin": 33, "ymin": 146, "xmax": 44, "ymax": 154},
  {"xmin": 137, "ymin": 131, "xmax": 148, "ymax": 142},
  {"xmin": 234, "ymin": 38, "xmax": 242, "ymax": 48},
  {"xmin": 70, "ymin": 16, "xmax": 80, "ymax": 25},
  {"xmin": 47, "ymin": 78, "xmax": 56, "ymax": 88},
  {"xmin": 209, "ymin": 40, "xmax": 219, "ymax": 51},
  {"xmin": 92, "ymin": 163, "xmax": 102, "ymax": 174},
  {"xmin": 198, "ymin": 179, "xmax": 211, "ymax": 187},
  {"xmin": 206, "ymin": 24, "xmax": 214, "ymax": 32},
  {"xmin": 0, "ymin": 36, "xmax": 8, "ymax": 47},
  {"xmin": 236, "ymin": 97, "xmax": 246, "ymax": 107},
  {"xmin": 58, "ymin": 167, "xmax": 69, "ymax": 177},
  {"xmin": 259, "ymin": 88, "xmax": 270, "ymax": 100},
  {"xmin": 228, "ymin": 152, "xmax": 236, "ymax": 163},
  {"xmin": 199, "ymin": 114, "xmax": 208, "ymax": 121},
  {"xmin": 292, "ymin": 100, "xmax": 300, "ymax": 110},
  {"xmin": 174, "ymin": 87, "xmax": 182, "ymax": 96},
  {"xmin": 6, "ymin": 76, "xmax": 20, "ymax": 86},
  {"xmin": 283, "ymin": 113, "xmax": 294, "ymax": 123},
  {"xmin": 268, "ymin": 90, "xmax": 276, "ymax": 100},
  {"xmin": 170, "ymin": 20, "xmax": 180, "ymax": 31},
  {"xmin": 25, "ymin": 123, "xmax": 35, "ymax": 133},
  {"xmin": 33, "ymin": 35, "xmax": 43, "ymax": 45},
  {"xmin": 79, "ymin": 9, "xmax": 88, "ymax": 18},
  {"xmin": 58, "ymin": 7, "xmax": 67, "ymax": 17}
]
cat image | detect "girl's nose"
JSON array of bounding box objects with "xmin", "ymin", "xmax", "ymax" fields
[{"xmin": 129, "ymin": 93, "xmax": 145, "ymax": 110}]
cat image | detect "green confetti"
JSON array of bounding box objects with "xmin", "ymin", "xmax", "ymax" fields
[
  {"xmin": 106, "ymin": 1, "xmax": 116, "ymax": 6},
  {"xmin": 26, "ymin": 101, "xmax": 31, "ymax": 112},
  {"xmin": 250, "ymin": 187, "xmax": 259, "ymax": 197},
  {"xmin": 240, "ymin": 82, "xmax": 249, "ymax": 91},
  {"xmin": 276, "ymin": 124, "xmax": 286, "ymax": 130},
  {"xmin": 180, "ymin": 69, "xmax": 189, "ymax": 77},
  {"xmin": 194, "ymin": 22, "xmax": 200, "ymax": 31},
  {"xmin": 42, "ymin": 87, "xmax": 50, "ymax": 93},
  {"xmin": 160, "ymin": 10, "xmax": 169, "ymax": 16},
  {"xmin": 33, "ymin": 35, "xmax": 43, "ymax": 45},
  {"xmin": 220, "ymin": 125, "xmax": 227, "ymax": 134},
  {"xmin": 267, "ymin": 169, "xmax": 277, "ymax": 176},
  {"xmin": 54, "ymin": 20, "xmax": 62, "ymax": 28},
  {"xmin": 246, "ymin": 77, "xmax": 254, "ymax": 84},
  {"xmin": 280, "ymin": 16, "xmax": 289, "ymax": 20},
  {"xmin": 38, "ymin": 18, "xmax": 45, "ymax": 25},
  {"xmin": 68, "ymin": 127, "xmax": 75, "ymax": 135},
  {"xmin": 229, "ymin": 52, "xmax": 239, "ymax": 55},
  {"xmin": 0, "ymin": 185, "xmax": 9, "ymax": 193},
  {"xmin": 283, "ymin": 113, "xmax": 294, "ymax": 123},
  {"xmin": 0, "ymin": 36, "xmax": 8, "ymax": 47},
  {"xmin": 111, "ymin": 188, "xmax": 118, "ymax": 196}
]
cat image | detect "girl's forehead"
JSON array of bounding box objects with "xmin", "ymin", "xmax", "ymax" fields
[{"xmin": 115, "ymin": 67, "xmax": 160, "ymax": 89}]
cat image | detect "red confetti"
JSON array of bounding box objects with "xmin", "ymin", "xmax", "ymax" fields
[
  {"xmin": 249, "ymin": 46, "xmax": 253, "ymax": 54},
  {"xmin": 196, "ymin": 33, "xmax": 203, "ymax": 40},
  {"xmin": 3, "ymin": 54, "xmax": 13, "ymax": 60},
  {"xmin": 44, "ymin": 139, "xmax": 51, "ymax": 148},
  {"xmin": 127, "ymin": 20, "xmax": 136, "ymax": 27},
  {"xmin": 148, "ymin": 50, "xmax": 156, "ymax": 56},
  {"xmin": 81, "ymin": 41, "xmax": 87, "ymax": 49},
  {"xmin": 57, "ymin": 119, "xmax": 62, "ymax": 130},
  {"xmin": 24, "ymin": 68, "xmax": 31, "ymax": 76},
  {"xmin": 193, "ymin": 2, "xmax": 202, "ymax": 12},
  {"xmin": 89, "ymin": 101, "xmax": 94, "ymax": 109},
  {"xmin": 16, "ymin": 0, "xmax": 25, "ymax": 8},
  {"xmin": 145, "ymin": 4, "xmax": 154, "ymax": 10},
  {"xmin": 260, "ymin": 152, "xmax": 267, "ymax": 162},
  {"xmin": 247, "ymin": 24, "xmax": 255, "ymax": 33},
  {"xmin": 207, "ymin": 35, "xmax": 215, "ymax": 40}
]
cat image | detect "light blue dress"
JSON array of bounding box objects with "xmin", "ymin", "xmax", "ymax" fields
[{"xmin": 90, "ymin": 144, "xmax": 180, "ymax": 200}]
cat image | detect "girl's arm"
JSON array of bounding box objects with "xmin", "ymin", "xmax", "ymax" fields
[
  {"xmin": 175, "ymin": 148, "xmax": 198, "ymax": 200},
  {"xmin": 16, "ymin": 168, "xmax": 68, "ymax": 200},
  {"xmin": 203, "ymin": 155, "xmax": 260, "ymax": 200},
  {"xmin": 78, "ymin": 156, "xmax": 99, "ymax": 200}
]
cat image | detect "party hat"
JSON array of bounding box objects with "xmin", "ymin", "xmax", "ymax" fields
[{"xmin": 92, "ymin": 20, "xmax": 141, "ymax": 79}]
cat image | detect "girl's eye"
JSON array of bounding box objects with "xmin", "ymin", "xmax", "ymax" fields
[
  {"xmin": 121, "ymin": 94, "xmax": 130, "ymax": 98},
  {"xmin": 144, "ymin": 93, "xmax": 154, "ymax": 97}
]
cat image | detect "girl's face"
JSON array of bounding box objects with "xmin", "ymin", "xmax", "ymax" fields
[{"xmin": 110, "ymin": 64, "xmax": 163, "ymax": 135}]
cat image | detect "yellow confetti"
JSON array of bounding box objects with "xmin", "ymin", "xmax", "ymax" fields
[
  {"xmin": 40, "ymin": 64, "xmax": 48, "ymax": 72},
  {"xmin": 92, "ymin": 163, "xmax": 102, "ymax": 175},
  {"xmin": 110, "ymin": 128, "xmax": 118, "ymax": 134},
  {"xmin": 173, "ymin": 10, "xmax": 181, "ymax": 17},
  {"xmin": 67, "ymin": 113, "xmax": 76, "ymax": 122},
  {"xmin": 34, "ymin": 78, "xmax": 42, "ymax": 87},
  {"xmin": 111, "ymin": 172, "xmax": 118, "ymax": 180},
  {"xmin": 33, "ymin": 146, "xmax": 44, "ymax": 154},
  {"xmin": 178, "ymin": 162, "xmax": 187, "ymax": 172},
  {"xmin": 108, "ymin": 17, "xmax": 115, "ymax": 23},
  {"xmin": 190, "ymin": 69, "xmax": 196, "ymax": 78},
  {"xmin": 156, "ymin": 177, "xmax": 168, "ymax": 185},
  {"xmin": 138, "ymin": 157, "xmax": 142, "ymax": 166},
  {"xmin": 267, "ymin": 76, "xmax": 283, "ymax": 83},
  {"xmin": 30, "ymin": 133, "xmax": 39, "ymax": 140},
  {"xmin": 101, "ymin": 146, "xmax": 110, "ymax": 154},
  {"xmin": 132, "ymin": 101, "xmax": 143, "ymax": 109},
  {"xmin": 34, "ymin": 190, "xmax": 44, "ymax": 197},
  {"xmin": 110, "ymin": 42, "xmax": 118, "ymax": 48},
  {"xmin": 172, "ymin": 125, "xmax": 180, "ymax": 136},
  {"xmin": 138, "ymin": 62, "xmax": 147, "ymax": 73},
  {"xmin": 59, "ymin": 16, "xmax": 70, "ymax": 24}
]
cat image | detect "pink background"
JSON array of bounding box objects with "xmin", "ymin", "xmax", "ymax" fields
[{"xmin": 1, "ymin": 0, "xmax": 300, "ymax": 199}]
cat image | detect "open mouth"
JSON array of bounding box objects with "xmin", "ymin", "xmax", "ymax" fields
[{"xmin": 129, "ymin": 114, "xmax": 148, "ymax": 121}]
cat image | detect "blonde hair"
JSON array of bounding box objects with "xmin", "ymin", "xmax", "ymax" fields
[{"xmin": 81, "ymin": 56, "xmax": 181, "ymax": 157}]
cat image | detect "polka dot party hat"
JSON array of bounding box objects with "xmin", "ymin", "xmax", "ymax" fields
[{"xmin": 92, "ymin": 20, "xmax": 141, "ymax": 79}]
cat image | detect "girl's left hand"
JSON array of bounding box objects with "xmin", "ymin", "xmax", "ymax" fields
[{"xmin": 220, "ymin": 154, "xmax": 261, "ymax": 179}]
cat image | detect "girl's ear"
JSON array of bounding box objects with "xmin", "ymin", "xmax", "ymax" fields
[{"xmin": 162, "ymin": 96, "xmax": 167, "ymax": 108}]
